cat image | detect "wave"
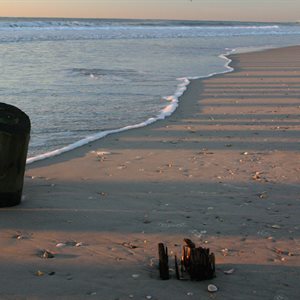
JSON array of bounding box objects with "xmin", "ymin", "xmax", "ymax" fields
[
  {"xmin": 2, "ymin": 18, "xmax": 299, "ymax": 45},
  {"xmin": 0, "ymin": 23, "xmax": 281, "ymax": 32},
  {"xmin": 1, "ymin": 23, "xmax": 298, "ymax": 44},
  {"xmin": 0, "ymin": 18, "xmax": 283, "ymax": 29},
  {"xmin": 26, "ymin": 76, "xmax": 189, "ymax": 164}
]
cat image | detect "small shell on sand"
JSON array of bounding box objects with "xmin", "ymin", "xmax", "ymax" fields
[
  {"xmin": 41, "ymin": 250, "xmax": 55, "ymax": 259},
  {"xmin": 207, "ymin": 284, "xmax": 218, "ymax": 293},
  {"xmin": 224, "ymin": 268, "xmax": 235, "ymax": 275},
  {"xmin": 271, "ymin": 224, "xmax": 281, "ymax": 229},
  {"xmin": 35, "ymin": 270, "xmax": 44, "ymax": 277}
]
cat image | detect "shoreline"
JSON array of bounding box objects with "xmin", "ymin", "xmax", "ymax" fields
[
  {"xmin": 26, "ymin": 49, "xmax": 233, "ymax": 165},
  {"xmin": 25, "ymin": 45, "xmax": 276, "ymax": 165},
  {"xmin": 2, "ymin": 45, "xmax": 300, "ymax": 298}
]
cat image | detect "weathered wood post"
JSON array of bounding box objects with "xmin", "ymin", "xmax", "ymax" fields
[
  {"xmin": 159, "ymin": 239, "xmax": 216, "ymax": 281},
  {"xmin": 0, "ymin": 103, "xmax": 30, "ymax": 207},
  {"xmin": 158, "ymin": 243, "xmax": 169, "ymax": 280}
]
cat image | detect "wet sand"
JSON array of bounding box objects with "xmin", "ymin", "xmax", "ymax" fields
[{"xmin": 1, "ymin": 46, "xmax": 300, "ymax": 299}]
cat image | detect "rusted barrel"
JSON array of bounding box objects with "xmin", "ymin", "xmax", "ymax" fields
[{"xmin": 0, "ymin": 103, "xmax": 30, "ymax": 207}]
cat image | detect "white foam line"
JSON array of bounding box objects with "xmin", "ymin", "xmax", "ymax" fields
[{"xmin": 26, "ymin": 49, "xmax": 236, "ymax": 165}]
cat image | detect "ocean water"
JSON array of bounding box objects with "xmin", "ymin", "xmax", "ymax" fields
[{"xmin": 0, "ymin": 18, "xmax": 299, "ymax": 162}]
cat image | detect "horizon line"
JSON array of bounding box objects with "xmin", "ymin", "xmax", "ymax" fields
[{"xmin": 0, "ymin": 16, "xmax": 296, "ymax": 24}]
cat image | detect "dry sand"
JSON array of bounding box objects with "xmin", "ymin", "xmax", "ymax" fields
[{"xmin": 1, "ymin": 46, "xmax": 299, "ymax": 299}]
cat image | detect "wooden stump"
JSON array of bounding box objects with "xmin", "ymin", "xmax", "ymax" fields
[
  {"xmin": 158, "ymin": 243, "xmax": 169, "ymax": 280},
  {"xmin": 181, "ymin": 239, "xmax": 215, "ymax": 280},
  {"xmin": 0, "ymin": 102, "xmax": 31, "ymax": 207},
  {"xmin": 158, "ymin": 239, "xmax": 215, "ymax": 281}
]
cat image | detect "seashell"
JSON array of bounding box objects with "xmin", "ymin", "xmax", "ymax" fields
[
  {"xmin": 271, "ymin": 225, "xmax": 281, "ymax": 229},
  {"xmin": 75, "ymin": 242, "xmax": 83, "ymax": 247},
  {"xmin": 36, "ymin": 270, "xmax": 44, "ymax": 276},
  {"xmin": 224, "ymin": 268, "xmax": 235, "ymax": 274},
  {"xmin": 96, "ymin": 151, "xmax": 111, "ymax": 156},
  {"xmin": 274, "ymin": 295, "xmax": 289, "ymax": 300},
  {"xmin": 132, "ymin": 274, "xmax": 140, "ymax": 279},
  {"xmin": 15, "ymin": 234, "xmax": 25, "ymax": 240},
  {"xmin": 258, "ymin": 192, "xmax": 268, "ymax": 199},
  {"xmin": 252, "ymin": 172, "xmax": 261, "ymax": 180},
  {"xmin": 42, "ymin": 250, "xmax": 55, "ymax": 259},
  {"xmin": 221, "ymin": 248, "xmax": 229, "ymax": 256},
  {"xmin": 207, "ymin": 284, "xmax": 218, "ymax": 293},
  {"xmin": 98, "ymin": 192, "xmax": 107, "ymax": 196},
  {"xmin": 122, "ymin": 242, "xmax": 138, "ymax": 249},
  {"xmin": 56, "ymin": 243, "xmax": 66, "ymax": 248},
  {"xmin": 187, "ymin": 292, "xmax": 194, "ymax": 296},
  {"xmin": 145, "ymin": 296, "xmax": 152, "ymax": 300}
]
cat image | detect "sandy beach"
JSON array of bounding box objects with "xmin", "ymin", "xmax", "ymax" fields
[{"xmin": 1, "ymin": 46, "xmax": 299, "ymax": 299}]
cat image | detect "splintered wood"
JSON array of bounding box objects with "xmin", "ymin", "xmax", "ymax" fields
[{"xmin": 158, "ymin": 239, "xmax": 216, "ymax": 281}]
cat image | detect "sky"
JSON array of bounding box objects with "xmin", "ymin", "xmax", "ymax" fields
[{"xmin": 0, "ymin": 0, "xmax": 299, "ymax": 22}]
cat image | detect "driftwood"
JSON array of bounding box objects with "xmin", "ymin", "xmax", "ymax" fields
[{"xmin": 159, "ymin": 239, "xmax": 215, "ymax": 281}]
